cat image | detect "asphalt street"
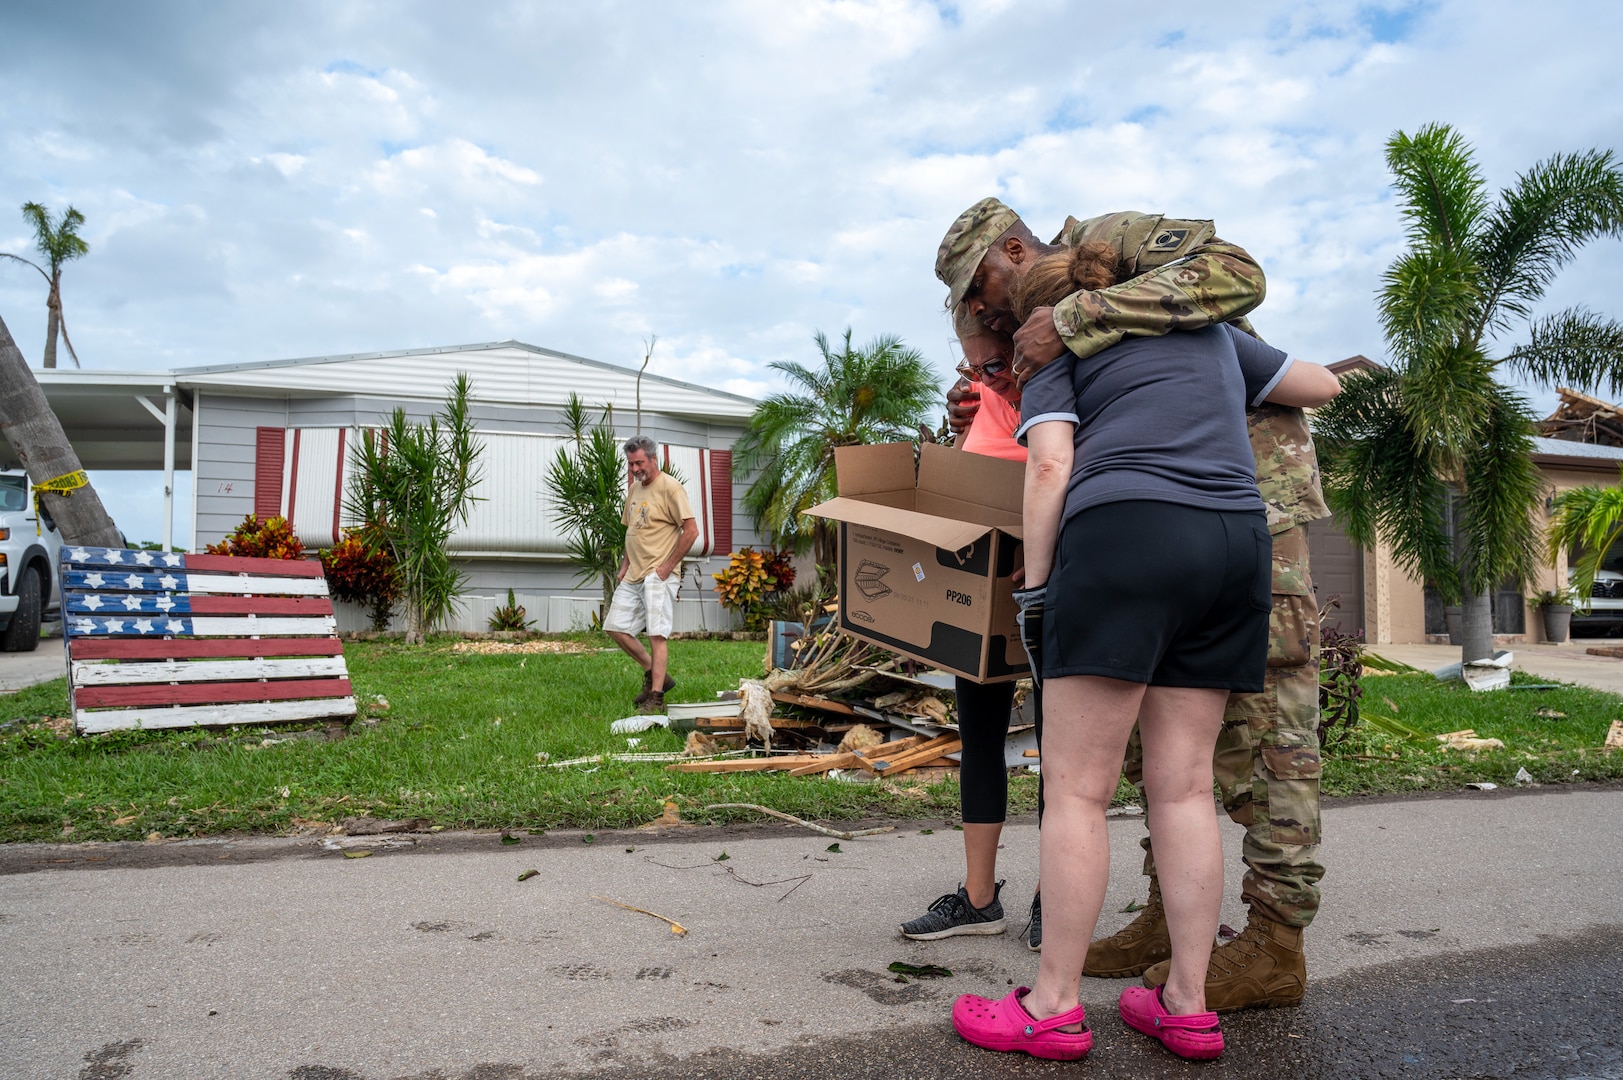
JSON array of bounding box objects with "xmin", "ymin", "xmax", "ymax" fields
[{"xmin": 1, "ymin": 786, "xmax": 1619, "ymax": 1079}]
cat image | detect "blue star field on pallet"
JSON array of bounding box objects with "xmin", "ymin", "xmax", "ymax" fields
[
  {"xmin": 64, "ymin": 570, "xmax": 191, "ymax": 592},
  {"xmin": 62, "ymin": 547, "xmax": 186, "ymax": 569},
  {"xmin": 65, "ymin": 592, "xmax": 193, "ymax": 615}
]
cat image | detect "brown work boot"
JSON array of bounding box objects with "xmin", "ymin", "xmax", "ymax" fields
[
  {"xmin": 640, "ymin": 669, "xmax": 676, "ymax": 695},
  {"xmin": 1140, "ymin": 916, "xmax": 1306, "ymax": 1012},
  {"xmin": 635, "ymin": 690, "xmax": 666, "ymax": 714},
  {"xmin": 1082, "ymin": 882, "xmax": 1169, "ymax": 978}
]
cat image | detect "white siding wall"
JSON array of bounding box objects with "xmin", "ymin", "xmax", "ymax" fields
[
  {"xmin": 194, "ymin": 394, "xmax": 288, "ymax": 546},
  {"xmin": 448, "ymin": 432, "xmax": 573, "ymax": 555},
  {"xmin": 192, "ymin": 392, "xmax": 769, "ymax": 617}
]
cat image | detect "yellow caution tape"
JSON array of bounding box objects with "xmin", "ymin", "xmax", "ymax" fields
[{"xmin": 32, "ymin": 469, "xmax": 88, "ymax": 535}]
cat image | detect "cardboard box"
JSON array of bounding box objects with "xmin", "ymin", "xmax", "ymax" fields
[{"xmin": 808, "ymin": 442, "xmax": 1027, "ymax": 683}]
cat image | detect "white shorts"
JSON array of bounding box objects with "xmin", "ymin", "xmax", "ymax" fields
[{"xmin": 603, "ymin": 573, "xmax": 681, "ymax": 638}]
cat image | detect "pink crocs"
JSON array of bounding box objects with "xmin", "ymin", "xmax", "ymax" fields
[
  {"xmin": 1119, "ymin": 984, "xmax": 1224, "ymax": 1060},
  {"xmin": 952, "ymin": 987, "xmax": 1092, "ymax": 1061}
]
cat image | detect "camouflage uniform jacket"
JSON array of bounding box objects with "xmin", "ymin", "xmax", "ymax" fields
[{"xmin": 1052, "ymin": 211, "xmax": 1329, "ymax": 537}]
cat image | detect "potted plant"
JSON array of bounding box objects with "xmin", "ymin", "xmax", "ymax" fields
[{"xmin": 1533, "ymin": 587, "xmax": 1575, "ymax": 643}]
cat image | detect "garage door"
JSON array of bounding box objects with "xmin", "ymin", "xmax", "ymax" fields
[{"xmin": 1306, "ymin": 516, "xmax": 1364, "ymax": 634}]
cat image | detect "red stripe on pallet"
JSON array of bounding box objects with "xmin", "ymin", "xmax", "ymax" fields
[
  {"xmin": 75, "ymin": 677, "xmax": 353, "ymax": 709},
  {"xmin": 181, "ymin": 554, "xmax": 325, "ymax": 577},
  {"xmin": 186, "ymin": 596, "xmax": 335, "ymax": 616},
  {"xmin": 69, "ymin": 638, "xmax": 345, "ymax": 661}
]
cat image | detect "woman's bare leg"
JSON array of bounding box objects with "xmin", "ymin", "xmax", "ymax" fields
[
  {"xmin": 962, "ymin": 823, "xmax": 1003, "ymax": 908},
  {"xmin": 1023, "ymin": 674, "xmax": 1146, "ymax": 1022},
  {"xmin": 1137, "ymin": 685, "xmax": 1229, "ymax": 1016}
]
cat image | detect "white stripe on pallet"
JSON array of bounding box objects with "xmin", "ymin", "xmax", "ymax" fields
[
  {"xmin": 70, "ymin": 657, "xmax": 350, "ymax": 686},
  {"xmin": 76, "ymin": 697, "xmax": 358, "ymax": 734},
  {"xmin": 187, "ymin": 616, "xmax": 338, "ymax": 636},
  {"xmin": 180, "ymin": 573, "xmax": 330, "ymax": 597}
]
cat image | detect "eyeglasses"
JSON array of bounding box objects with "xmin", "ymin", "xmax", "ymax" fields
[{"xmin": 956, "ymin": 356, "xmax": 1011, "ymax": 383}]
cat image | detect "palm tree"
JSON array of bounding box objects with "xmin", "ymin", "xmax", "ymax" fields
[
  {"xmin": 344, "ymin": 376, "xmax": 484, "ymax": 644},
  {"xmin": 1, "ymin": 202, "xmax": 90, "ymax": 369},
  {"xmin": 545, "ymin": 393, "xmax": 629, "ymax": 621},
  {"xmin": 1314, "ymin": 124, "xmax": 1623, "ymax": 663},
  {"xmin": 0, "ymin": 312, "xmax": 120, "ymax": 547},
  {"xmin": 734, "ymin": 328, "xmax": 940, "ymax": 567}
]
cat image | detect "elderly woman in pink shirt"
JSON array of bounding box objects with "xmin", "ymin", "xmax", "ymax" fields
[{"xmin": 899, "ymin": 308, "xmax": 1045, "ymax": 950}]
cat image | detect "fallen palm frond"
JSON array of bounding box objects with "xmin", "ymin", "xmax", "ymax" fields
[
  {"xmin": 590, "ymin": 895, "xmax": 687, "ymax": 935},
  {"xmin": 1360, "ymin": 712, "xmax": 1431, "ymax": 741},
  {"xmin": 766, "ymin": 628, "xmax": 884, "ymax": 695},
  {"xmin": 1361, "ymin": 652, "xmax": 1422, "ymax": 673}
]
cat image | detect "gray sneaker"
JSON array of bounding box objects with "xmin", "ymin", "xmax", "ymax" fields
[
  {"xmin": 1026, "ymin": 891, "xmax": 1043, "ymax": 952},
  {"xmin": 900, "ymin": 881, "xmax": 1006, "ymax": 940}
]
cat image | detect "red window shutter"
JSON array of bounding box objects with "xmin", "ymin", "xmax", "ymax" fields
[
  {"xmin": 254, "ymin": 428, "xmax": 286, "ymax": 522},
  {"xmin": 710, "ymin": 449, "xmax": 733, "ymax": 554}
]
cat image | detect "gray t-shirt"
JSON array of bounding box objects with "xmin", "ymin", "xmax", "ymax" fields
[{"xmin": 1015, "ymin": 324, "xmax": 1292, "ymax": 524}]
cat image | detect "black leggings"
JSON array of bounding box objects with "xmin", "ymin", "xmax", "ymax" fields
[{"xmin": 955, "ymin": 677, "xmax": 1044, "ymax": 824}]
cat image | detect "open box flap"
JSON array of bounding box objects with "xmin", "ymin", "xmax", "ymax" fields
[
  {"xmin": 807, "ymin": 496, "xmax": 999, "ymax": 553},
  {"xmin": 917, "ymin": 442, "xmax": 1025, "ymax": 519},
  {"xmin": 833, "ymin": 443, "xmax": 919, "ymax": 497}
]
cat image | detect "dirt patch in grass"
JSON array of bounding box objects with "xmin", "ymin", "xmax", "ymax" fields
[{"xmin": 448, "ymin": 640, "xmax": 610, "ymax": 656}]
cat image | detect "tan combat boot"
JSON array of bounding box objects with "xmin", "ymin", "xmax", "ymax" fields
[
  {"xmin": 1140, "ymin": 916, "xmax": 1306, "ymax": 1012},
  {"xmin": 1081, "ymin": 881, "xmax": 1169, "ymax": 978}
]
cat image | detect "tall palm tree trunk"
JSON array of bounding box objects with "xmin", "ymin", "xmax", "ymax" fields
[
  {"xmin": 0, "ymin": 311, "xmax": 120, "ymax": 546},
  {"xmin": 42, "ymin": 279, "xmax": 60, "ymax": 370},
  {"xmin": 1459, "ymin": 588, "xmax": 1495, "ymax": 664}
]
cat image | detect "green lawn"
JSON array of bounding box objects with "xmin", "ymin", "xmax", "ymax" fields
[
  {"xmin": 0, "ymin": 639, "xmax": 1616, "ymax": 844},
  {"xmin": 0, "ymin": 637, "xmax": 975, "ymax": 843},
  {"xmin": 1320, "ymin": 668, "xmax": 1623, "ymax": 794}
]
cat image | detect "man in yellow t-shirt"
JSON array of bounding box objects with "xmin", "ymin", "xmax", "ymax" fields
[{"xmin": 605, "ymin": 434, "xmax": 698, "ymax": 713}]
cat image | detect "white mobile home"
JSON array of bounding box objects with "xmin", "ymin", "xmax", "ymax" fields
[{"xmin": 27, "ymin": 340, "xmax": 767, "ymax": 632}]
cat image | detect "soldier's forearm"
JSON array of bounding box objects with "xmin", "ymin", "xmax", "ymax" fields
[{"xmin": 1051, "ymin": 239, "xmax": 1268, "ymax": 363}]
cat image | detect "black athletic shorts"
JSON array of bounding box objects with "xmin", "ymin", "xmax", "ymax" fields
[{"xmin": 1041, "ymin": 499, "xmax": 1270, "ymax": 692}]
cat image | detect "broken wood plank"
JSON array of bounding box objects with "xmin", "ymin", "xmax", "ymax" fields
[
  {"xmin": 771, "ymin": 691, "xmax": 859, "ymax": 716},
  {"xmin": 786, "ymin": 752, "xmax": 861, "ymax": 776},
  {"xmin": 850, "ymin": 735, "xmax": 928, "ymax": 773},
  {"xmin": 877, "ymin": 736, "xmax": 963, "ymax": 776},
  {"xmin": 664, "ymin": 755, "xmax": 825, "ymax": 773}
]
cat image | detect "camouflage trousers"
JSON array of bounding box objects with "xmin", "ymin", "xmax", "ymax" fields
[{"xmin": 1123, "ymin": 524, "xmax": 1325, "ymax": 929}]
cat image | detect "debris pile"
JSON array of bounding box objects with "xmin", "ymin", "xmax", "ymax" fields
[{"xmin": 644, "ymin": 621, "xmax": 1035, "ymax": 778}]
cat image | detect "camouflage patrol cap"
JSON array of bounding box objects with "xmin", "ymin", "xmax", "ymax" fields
[{"xmin": 935, "ymin": 197, "xmax": 1020, "ymax": 309}]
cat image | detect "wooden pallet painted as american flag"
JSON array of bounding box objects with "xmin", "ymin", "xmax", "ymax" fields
[{"xmin": 61, "ymin": 546, "xmax": 356, "ymax": 734}]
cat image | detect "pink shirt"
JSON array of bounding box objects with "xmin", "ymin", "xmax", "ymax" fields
[{"xmin": 960, "ymin": 389, "xmax": 1027, "ymax": 462}]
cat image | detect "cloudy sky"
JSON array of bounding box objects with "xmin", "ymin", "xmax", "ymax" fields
[{"xmin": 3, "ymin": 0, "xmax": 1621, "ymax": 543}]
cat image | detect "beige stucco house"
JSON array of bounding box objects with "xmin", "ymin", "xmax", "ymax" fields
[{"xmin": 1306, "ymin": 363, "xmax": 1623, "ymax": 645}]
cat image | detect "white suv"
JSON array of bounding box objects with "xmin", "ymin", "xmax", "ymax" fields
[
  {"xmin": 0, "ymin": 471, "xmax": 63, "ymax": 651},
  {"xmin": 1573, "ymin": 565, "xmax": 1623, "ymax": 636}
]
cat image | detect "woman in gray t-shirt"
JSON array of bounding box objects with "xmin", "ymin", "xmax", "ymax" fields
[{"xmin": 950, "ymin": 243, "xmax": 1339, "ymax": 1063}]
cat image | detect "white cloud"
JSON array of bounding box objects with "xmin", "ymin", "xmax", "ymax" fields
[
  {"xmin": 0, "ymin": 0, "xmax": 1618, "ymax": 553},
  {"xmin": 369, "ymin": 138, "xmax": 541, "ymax": 196},
  {"xmin": 258, "ymin": 152, "xmax": 307, "ymax": 177}
]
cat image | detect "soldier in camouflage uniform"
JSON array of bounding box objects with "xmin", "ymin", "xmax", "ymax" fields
[{"xmin": 935, "ymin": 198, "xmax": 1329, "ymax": 1012}]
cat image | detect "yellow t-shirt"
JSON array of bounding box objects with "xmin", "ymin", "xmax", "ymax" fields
[{"xmin": 622, "ymin": 470, "xmax": 695, "ymax": 581}]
